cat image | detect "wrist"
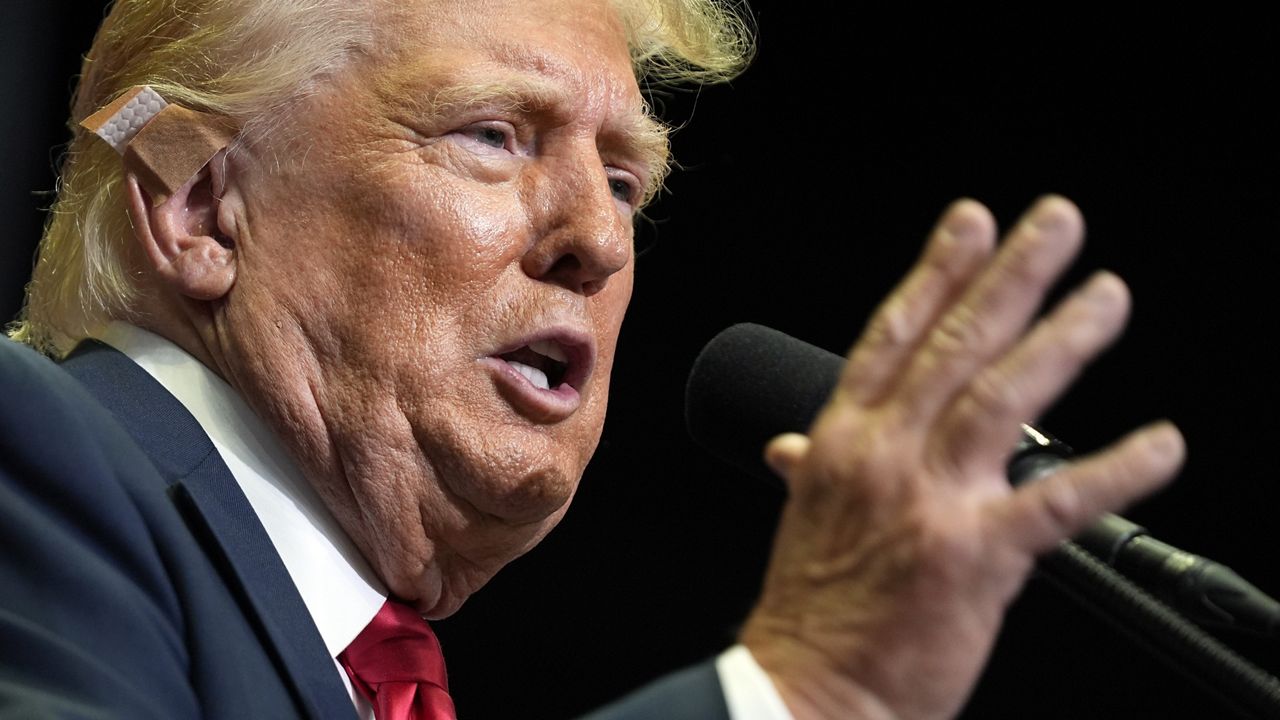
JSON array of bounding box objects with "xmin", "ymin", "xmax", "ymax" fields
[{"xmin": 741, "ymin": 623, "xmax": 901, "ymax": 720}]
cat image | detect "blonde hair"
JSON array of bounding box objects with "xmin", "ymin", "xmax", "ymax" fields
[{"xmin": 9, "ymin": 0, "xmax": 754, "ymax": 357}]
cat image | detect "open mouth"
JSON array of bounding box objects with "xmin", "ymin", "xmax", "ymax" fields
[
  {"xmin": 482, "ymin": 331, "xmax": 594, "ymax": 421},
  {"xmin": 497, "ymin": 340, "xmax": 569, "ymax": 391}
]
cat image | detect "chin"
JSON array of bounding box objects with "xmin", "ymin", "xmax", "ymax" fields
[{"xmin": 467, "ymin": 466, "xmax": 580, "ymax": 525}]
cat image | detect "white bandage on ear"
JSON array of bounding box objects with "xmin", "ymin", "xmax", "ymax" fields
[{"xmin": 80, "ymin": 85, "xmax": 237, "ymax": 206}]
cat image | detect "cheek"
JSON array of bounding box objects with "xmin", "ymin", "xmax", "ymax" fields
[
  {"xmin": 246, "ymin": 159, "xmax": 534, "ymax": 349},
  {"xmin": 348, "ymin": 153, "xmax": 532, "ymax": 272},
  {"xmin": 562, "ymin": 265, "xmax": 634, "ymax": 463},
  {"xmin": 592, "ymin": 264, "xmax": 635, "ymax": 375}
]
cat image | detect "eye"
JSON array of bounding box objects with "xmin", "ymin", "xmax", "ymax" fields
[
  {"xmin": 455, "ymin": 121, "xmax": 516, "ymax": 152},
  {"xmin": 608, "ymin": 178, "xmax": 633, "ymax": 202},
  {"xmin": 606, "ymin": 169, "xmax": 642, "ymax": 209}
]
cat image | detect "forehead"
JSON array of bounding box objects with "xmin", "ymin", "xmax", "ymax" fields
[
  {"xmin": 370, "ymin": 0, "xmax": 637, "ymax": 96},
  {"xmin": 359, "ymin": 0, "xmax": 665, "ymax": 172}
]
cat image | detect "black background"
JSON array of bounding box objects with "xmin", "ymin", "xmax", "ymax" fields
[{"xmin": 3, "ymin": 3, "xmax": 1278, "ymax": 718}]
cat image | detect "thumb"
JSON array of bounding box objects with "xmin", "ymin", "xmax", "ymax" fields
[{"xmin": 764, "ymin": 433, "xmax": 811, "ymax": 484}]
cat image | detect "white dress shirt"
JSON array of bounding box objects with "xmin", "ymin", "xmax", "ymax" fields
[{"xmin": 97, "ymin": 322, "xmax": 791, "ymax": 720}]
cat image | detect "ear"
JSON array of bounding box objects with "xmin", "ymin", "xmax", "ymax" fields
[{"xmin": 124, "ymin": 149, "xmax": 239, "ymax": 301}]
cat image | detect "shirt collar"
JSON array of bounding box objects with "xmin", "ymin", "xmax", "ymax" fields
[{"xmin": 95, "ymin": 322, "xmax": 386, "ymax": 658}]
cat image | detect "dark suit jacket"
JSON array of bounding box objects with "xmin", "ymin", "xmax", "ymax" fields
[{"xmin": 0, "ymin": 338, "xmax": 728, "ymax": 719}]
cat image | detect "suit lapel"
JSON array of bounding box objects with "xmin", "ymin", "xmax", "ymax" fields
[
  {"xmin": 171, "ymin": 468, "xmax": 355, "ymax": 720},
  {"xmin": 62, "ymin": 341, "xmax": 354, "ymax": 720}
]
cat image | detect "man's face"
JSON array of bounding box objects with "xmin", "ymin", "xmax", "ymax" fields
[{"xmin": 218, "ymin": 0, "xmax": 659, "ymax": 617}]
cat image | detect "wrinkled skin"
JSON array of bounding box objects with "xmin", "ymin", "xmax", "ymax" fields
[
  {"xmin": 742, "ymin": 197, "xmax": 1184, "ymax": 719},
  {"xmin": 222, "ymin": 0, "xmax": 655, "ymax": 620},
  {"xmin": 132, "ymin": 0, "xmax": 652, "ymax": 619},
  {"xmin": 123, "ymin": 0, "xmax": 1185, "ymax": 715}
]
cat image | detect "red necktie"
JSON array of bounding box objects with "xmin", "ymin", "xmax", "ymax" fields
[{"xmin": 339, "ymin": 599, "xmax": 457, "ymax": 720}]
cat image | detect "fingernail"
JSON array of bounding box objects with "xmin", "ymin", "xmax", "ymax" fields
[
  {"xmin": 1082, "ymin": 271, "xmax": 1125, "ymax": 307},
  {"xmin": 1028, "ymin": 197, "xmax": 1071, "ymax": 233},
  {"xmin": 764, "ymin": 433, "xmax": 809, "ymax": 479},
  {"xmin": 1145, "ymin": 421, "xmax": 1185, "ymax": 460},
  {"xmin": 940, "ymin": 212, "xmax": 974, "ymax": 240}
]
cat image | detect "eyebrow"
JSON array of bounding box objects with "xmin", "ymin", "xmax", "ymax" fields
[
  {"xmin": 612, "ymin": 104, "xmax": 672, "ymax": 205},
  {"xmin": 390, "ymin": 74, "xmax": 672, "ymax": 204},
  {"xmin": 420, "ymin": 77, "xmax": 562, "ymax": 116}
]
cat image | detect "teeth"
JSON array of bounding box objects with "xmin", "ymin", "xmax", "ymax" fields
[
  {"xmin": 529, "ymin": 340, "xmax": 568, "ymax": 363},
  {"xmin": 508, "ymin": 361, "xmax": 550, "ymax": 390}
]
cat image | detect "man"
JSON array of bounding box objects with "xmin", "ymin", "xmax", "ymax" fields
[{"xmin": 0, "ymin": 0, "xmax": 1184, "ymax": 718}]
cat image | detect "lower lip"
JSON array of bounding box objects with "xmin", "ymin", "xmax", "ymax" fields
[{"xmin": 479, "ymin": 357, "xmax": 581, "ymax": 422}]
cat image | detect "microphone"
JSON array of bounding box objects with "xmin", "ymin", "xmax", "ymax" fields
[{"xmin": 685, "ymin": 322, "xmax": 1280, "ymax": 637}]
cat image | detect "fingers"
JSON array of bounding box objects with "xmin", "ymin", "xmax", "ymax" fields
[
  {"xmin": 840, "ymin": 200, "xmax": 996, "ymax": 406},
  {"xmin": 893, "ymin": 196, "xmax": 1085, "ymax": 424},
  {"xmin": 803, "ymin": 192, "xmax": 1177, "ymax": 555},
  {"xmin": 939, "ymin": 271, "xmax": 1132, "ymax": 474},
  {"xmin": 999, "ymin": 422, "xmax": 1186, "ymax": 554}
]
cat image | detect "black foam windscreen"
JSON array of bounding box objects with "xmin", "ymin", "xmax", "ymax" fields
[
  {"xmin": 685, "ymin": 324, "xmax": 1073, "ymax": 489},
  {"xmin": 684, "ymin": 323, "xmax": 844, "ymax": 485}
]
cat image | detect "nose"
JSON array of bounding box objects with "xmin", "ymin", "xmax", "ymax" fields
[{"xmin": 521, "ymin": 152, "xmax": 632, "ymax": 296}]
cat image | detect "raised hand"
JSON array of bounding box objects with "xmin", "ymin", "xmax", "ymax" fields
[{"xmin": 739, "ymin": 196, "xmax": 1185, "ymax": 720}]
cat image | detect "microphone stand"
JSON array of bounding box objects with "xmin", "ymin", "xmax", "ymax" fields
[
  {"xmin": 1012, "ymin": 429, "xmax": 1280, "ymax": 719},
  {"xmin": 1038, "ymin": 541, "xmax": 1280, "ymax": 719}
]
